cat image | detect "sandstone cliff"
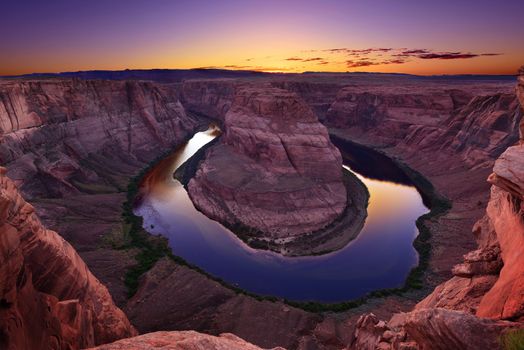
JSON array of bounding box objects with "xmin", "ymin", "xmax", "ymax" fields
[
  {"xmin": 0, "ymin": 167, "xmax": 135, "ymax": 349},
  {"xmin": 0, "ymin": 79, "xmax": 198, "ymax": 198},
  {"xmin": 187, "ymin": 86, "xmax": 348, "ymax": 240},
  {"xmin": 0, "ymin": 79, "xmax": 201, "ymax": 306},
  {"xmin": 325, "ymin": 84, "xmax": 521, "ymax": 168},
  {"xmin": 416, "ymin": 68, "xmax": 524, "ymax": 322},
  {"xmin": 350, "ymin": 67, "xmax": 524, "ymax": 350},
  {"xmin": 1, "ymin": 74, "xmax": 522, "ymax": 350}
]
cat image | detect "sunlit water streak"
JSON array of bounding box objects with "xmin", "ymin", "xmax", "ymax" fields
[{"xmin": 135, "ymin": 127, "xmax": 428, "ymax": 302}]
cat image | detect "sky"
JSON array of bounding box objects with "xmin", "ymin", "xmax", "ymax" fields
[{"xmin": 1, "ymin": 0, "xmax": 523, "ymax": 76}]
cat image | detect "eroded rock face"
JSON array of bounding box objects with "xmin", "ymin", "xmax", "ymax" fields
[
  {"xmin": 352, "ymin": 309, "xmax": 521, "ymax": 350},
  {"xmin": 0, "ymin": 168, "xmax": 135, "ymax": 350},
  {"xmin": 88, "ymin": 331, "xmax": 285, "ymax": 350},
  {"xmin": 476, "ymin": 144, "xmax": 524, "ymax": 320},
  {"xmin": 179, "ymin": 80, "xmax": 237, "ymax": 121},
  {"xmin": 0, "ymin": 79, "xmax": 198, "ymax": 198},
  {"xmin": 325, "ymin": 85, "xmax": 521, "ymax": 168},
  {"xmin": 517, "ymin": 66, "xmax": 524, "ymax": 139},
  {"xmin": 188, "ymin": 87, "xmax": 347, "ymax": 239},
  {"xmin": 125, "ymin": 258, "xmax": 321, "ymax": 350},
  {"xmin": 351, "ymin": 71, "xmax": 524, "ymax": 349},
  {"xmin": 390, "ymin": 308, "xmax": 519, "ymax": 350}
]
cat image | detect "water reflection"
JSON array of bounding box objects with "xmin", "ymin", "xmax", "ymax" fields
[{"xmin": 135, "ymin": 127, "xmax": 428, "ymax": 302}]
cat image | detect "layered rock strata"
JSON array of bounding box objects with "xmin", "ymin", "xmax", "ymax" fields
[
  {"xmin": 0, "ymin": 79, "xmax": 198, "ymax": 198},
  {"xmin": 350, "ymin": 67, "xmax": 524, "ymax": 349},
  {"xmin": 0, "ymin": 167, "xmax": 136, "ymax": 349},
  {"xmin": 0, "ymin": 79, "xmax": 200, "ymax": 305},
  {"xmin": 187, "ymin": 87, "xmax": 348, "ymax": 241}
]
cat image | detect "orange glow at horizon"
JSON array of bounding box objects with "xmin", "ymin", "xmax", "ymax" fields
[{"xmin": 2, "ymin": 1, "xmax": 523, "ymax": 76}]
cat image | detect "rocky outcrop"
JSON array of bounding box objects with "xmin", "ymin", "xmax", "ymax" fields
[
  {"xmin": 518, "ymin": 67, "xmax": 524, "ymax": 108},
  {"xmin": 351, "ymin": 68, "xmax": 524, "ymax": 350},
  {"xmin": 415, "ymin": 118, "xmax": 524, "ymax": 322},
  {"xmin": 476, "ymin": 144, "xmax": 524, "ymax": 320},
  {"xmin": 188, "ymin": 87, "xmax": 348, "ymax": 240},
  {"xmin": 0, "ymin": 79, "xmax": 198, "ymax": 198},
  {"xmin": 325, "ymin": 84, "xmax": 521, "ymax": 168},
  {"xmin": 0, "ymin": 167, "xmax": 135, "ymax": 349},
  {"xmin": 179, "ymin": 80, "xmax": 237, "ymax": 121},
  {"xmin": 352, "ymin": 308, "xmax": 522, "ymax": 350},
  {"xmin": 125, "ymin": 258, "xmax": 322, "ymax": 349},
  {"xmin": 0, "ymin": 79, "xmax": 201, "ymax": 304},
  {"xmin": 88, "ymin": 330, "xmax": 285, "ymax": 350}
]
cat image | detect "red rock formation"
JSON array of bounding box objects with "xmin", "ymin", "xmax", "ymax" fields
[
  {"xmin": 88, "ymin": 330, "xmax": 285, "ymax": 350},
  {"xmin": 352, "ymin": 309, "xmax": 522, "ymax": 350},
  {"xmin": 179, "ymin": 79, "xmax": 237, "ymax": 121},
  {"xmin": 325, "ymin": 84, "xmax": 521, "ymax": 168},
  {"xmin": 125, "ymin": 258, "xmax": 321, "ymax": 349},
  {"xmin": 518, "ymin": 67, "xmax": 524, "ymax": 138},
  {"xmin": 476, "ymin": 144, "xmax": 524, "ymax": 320},
  {"xmin": 0, "ymin": 78, "xmax": 200, "ymax": 305},
  {"xmin": 0, "ymin": 79, "xmax": 198, "ymax": 198},
  {"xmin": 188, "ymin": 86, "xmax": 347, "ymax": 239},
  {"xmin": 351, "ymin": 68, "xmax": 524, "ymax": 350},
  {"xmin": 0, "ymin": 167, "xmax": 136, "ymax": 349}
]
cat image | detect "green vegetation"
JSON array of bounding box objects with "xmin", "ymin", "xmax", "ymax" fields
[
  {"xmin": 501, "ymin": 329, "xmax": 524, "ymax": 350},
  {"xmin": 120, "ymin": 131, "xmax": 451, "ymax": 312}
]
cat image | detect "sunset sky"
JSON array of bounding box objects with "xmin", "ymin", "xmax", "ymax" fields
[{"xmin": 2, "ymin": 0, "xmax": 523, "ymax": 76}]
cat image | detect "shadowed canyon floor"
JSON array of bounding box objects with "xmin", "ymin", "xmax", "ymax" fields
[{"xmin": 1, "ymin": 70, "xmax": 523, "ymax": 349}]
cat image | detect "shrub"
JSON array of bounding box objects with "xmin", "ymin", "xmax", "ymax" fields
[{"xmin": 501, "ymin": 329, "xmax": 524, "ymax": 350}]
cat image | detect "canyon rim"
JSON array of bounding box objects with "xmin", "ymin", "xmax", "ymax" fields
[{"xmin": 2, "ymin": 1, "xmax": 524, "ymax": 349}]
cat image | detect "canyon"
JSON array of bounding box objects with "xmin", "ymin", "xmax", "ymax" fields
[
  {"xmin": 186, "ymin": 86, "xmax": 368, "ymax": 254},
  {"xmin": 0, "ymin": 68, "xmax": 523, "ymax": 349}
]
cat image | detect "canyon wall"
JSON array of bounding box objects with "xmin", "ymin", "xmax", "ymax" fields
[
  {"xmin": 0, "ymin": 79, "xmax": 202, "ymax": 306},
  {"xmin": 0, "ymin": 79, "xmax": 199, "ymax": 198},
  {"xmin": 1, "ymin": 74, "xmax": 522, "ymax": 350},
  {"xmin": 0, "ymin": 167, "xmax": 135, "ymax": 349},
  {"xmin": 187, "ymin": 86, "xmax": 348, "ymax": 239},
  {"xmin": 325, "ymin": 84, "xmax": 521, "ymax": 168},
  {"xmin": 350, "ymin": 68, "xmax": 524, "ymax": 350}
]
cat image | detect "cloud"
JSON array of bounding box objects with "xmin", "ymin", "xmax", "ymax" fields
[
  {"xmin": 401, "ymin": 49, "xmax": 430, "ymax": 55},
  {"xmin": 224, "ymin": 65, "xmax": 253, "ymax": 69},
  {"xmin": 395, "ymin": 49, "xmax": 503, "ymax": 60},
  {"xmin": 303, "ymin": 57, "xmax": 324, "ymax": 62},
  {"xmin": 324, "ymin": 48, "xmax": 392, "ymax": 56},
  {"xmin": 346, "ymin": 58, "xmax": 407, "ymax": 68},
  {"xmin": 322, "ymin": 48, "xmax": 348, "ymax": 53},
  {"xmin": 285, "ymin": 57, "xmax": 324, "ymax": 62},
  {"xmin": 418, "ymin": 52, "xmax": 479, "ymax": 59},
  {"xmin": 322, "ymin": 47, "xmax": 503, "ymax": 61},
  {"xmin": 347, "ymin": 60, "xmax": 377, "ymax": 68}
]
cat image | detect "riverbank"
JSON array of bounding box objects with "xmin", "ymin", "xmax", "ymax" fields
[
  {"xmin": 175, "ymin": 138, "xmax": 370, "ymax": 256},
  {"xmin": 123, "ymin": 128, "xmax": 445, "ymax": 312}
]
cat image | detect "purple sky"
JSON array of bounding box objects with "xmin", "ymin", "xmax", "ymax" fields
[{"xmin": 1, "ymin": 0, "xmax": 523, "ymax": 75}]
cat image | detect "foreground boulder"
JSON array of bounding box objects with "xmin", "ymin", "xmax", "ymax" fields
[
  {"xmin": 0, "ymin": 167, "xmax": 136, "ymax": 349},
  {"xmin": 89, "ymin": 331, "xmax": 285, "ymax": 350},
  {"xmin": 188, "ymin": 87, "xmax": 348, "ymax": 242}
]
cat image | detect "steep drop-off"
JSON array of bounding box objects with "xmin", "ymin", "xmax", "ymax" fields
[
  {"xmin": 0, "ymin": 79, "xmax": 198, "ymax": 198},
  {"xmin": 350, "ymin": 68, "xmax": 524, "ymax": 350},
  {"xmin": 187, "ymin": 86, "xmax": 348, "ymax": 241},
  {"xmin": 1, "ymin": 73, "xmax": 523, "ymax": 350},
  {"xmin": 0, "ymin": 167, "xmax": 135, "ymax": 349},
  {"xmin": 0, "ymin": 79, "xmax": 201, "ymax": 306}
]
